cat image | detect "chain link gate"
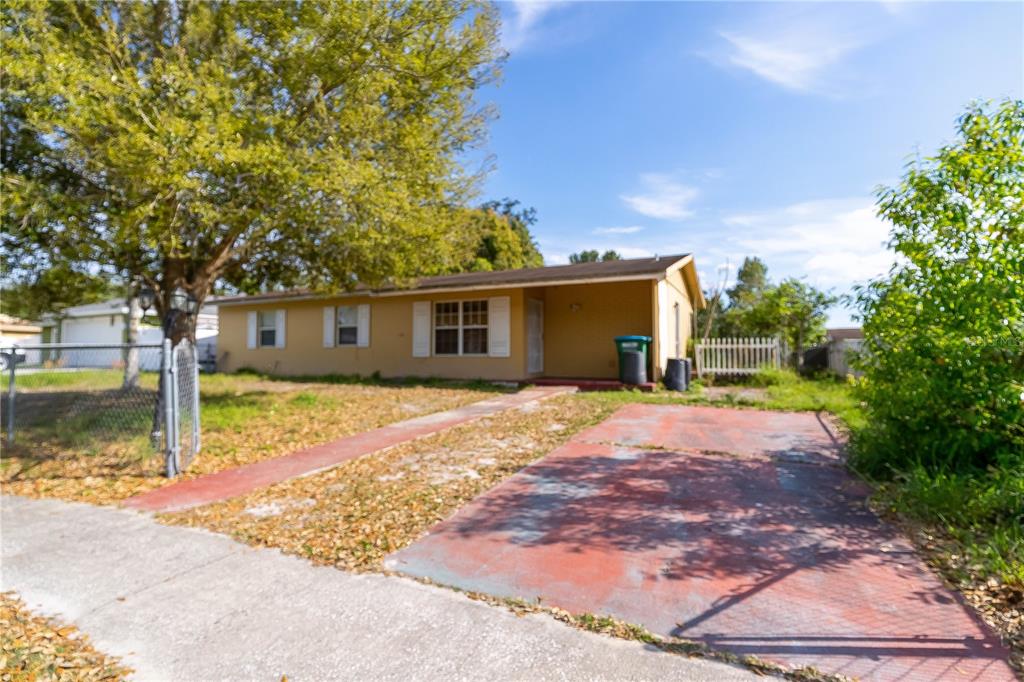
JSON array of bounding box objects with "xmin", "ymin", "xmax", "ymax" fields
[
  {"xmin": 3, "ymin": 340, "xmax": 201, "ymax": 477},
  {"xmin": 163, "ymin": 338, "xmax": 201, "ymax": 476}
]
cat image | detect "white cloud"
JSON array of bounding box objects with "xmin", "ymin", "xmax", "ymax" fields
[
  {"xmin": 610, "ymin": 246, "xmax": 654, "ymax": 259},
  {"xmin": 623, "ymin": 197, "xmax": 893, "ymax": 325},
  {"xmin": 502, "ymin": 1, "xmax": 567, "ymax": 51},
  {"xmin": 721, "ymin": 198, "xmax": 894, "ymax": 289},
  {"xmin": 707, "ymin": 7, "xmax": 877, "ymax": 96},
  {"xmin": 621, "ymin": 174, "xmax": 699, "ymax": 220},
  {"xmin": 717, "ymin": 29, "xmax": 860, "ymax": 93},
  {"xmin": 876, "ymin": 0, "xmax": 917, "ymax": 17},
  {"xmin": 593, "ymin": 225, "xmax": 644, "ymax": 235}
]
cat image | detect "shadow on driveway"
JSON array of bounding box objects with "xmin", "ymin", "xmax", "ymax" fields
[{"xmin": 387, "ymin": 405, "xmax": 1014, "ymax": 681}]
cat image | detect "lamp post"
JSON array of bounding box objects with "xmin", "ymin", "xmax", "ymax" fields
[
  {"xmin": 138, "ymin": 285, "xmax": 199, "ymax": 343},
  {"xmin": 140, "ymin": 284, "xmax": 200, "ymax": 456}
]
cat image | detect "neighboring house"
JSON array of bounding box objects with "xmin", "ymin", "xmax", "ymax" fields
[
  {"xmin": 0, "ymin": 315, "xmax": 42, "ymax": 345},
  {"xmin": 827, "ymin": 327, "xmax": 864, "ymax": 377},
  {"xmin": 39, "ymin": 299, "xmax": 219, "ymax": 370},
  {"xmin": 0, "ymin": 315, "xmax": 43, "ymax": 367},
  {"xmin": 215, "ymin": 254, "xmax": 705, "ymax": 382}
]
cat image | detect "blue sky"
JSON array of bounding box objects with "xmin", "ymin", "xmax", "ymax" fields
[{"xmin": 474, "ymin": 1, "xmax": 1023, "ymax": 325}]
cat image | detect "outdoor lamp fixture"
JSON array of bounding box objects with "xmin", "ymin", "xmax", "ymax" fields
[
  {"xmin": 169, "ymin": 287, "xmax": 189, "ymax": 313},
  {"xmin": 138, "ymin": 286, "xmax": 156, "ymax": 313},
  {"xmin": 184, "ymin": 292, "xmax": 199, "ymax": 317}
]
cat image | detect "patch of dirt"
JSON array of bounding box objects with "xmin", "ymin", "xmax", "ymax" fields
[
  {"xmin": 0, "ymin": 591, "xmax": 131, "ymax": 681},
  {"xmin": 160, "ymin": 395, "xmax": 614, "ymax": 571},
  {"xmin": 1, "ymin": 382, "xmax": 493, "ymax": 505},
  {"xmin": 702, "ymin": 386, "xmax": 769, "ymax": 402}
]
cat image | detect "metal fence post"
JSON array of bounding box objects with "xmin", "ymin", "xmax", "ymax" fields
[
  {"xmin": 6, "ymin": 358, "xmax": 15, "ymax": 446},
  {"xmin": 162, "ymin": 338, "xmax": 179, "ymax": 478},
  {"xmin": 192, "ymin": 342, "xmax": 201, "ymax": 455}
]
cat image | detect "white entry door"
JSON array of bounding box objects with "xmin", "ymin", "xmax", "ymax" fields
[{"xmin": 527, "ymin": 299, "xmax": 544, "ymax": 374}]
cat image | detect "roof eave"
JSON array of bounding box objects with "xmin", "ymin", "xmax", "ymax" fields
[{"xmin": 215, "ymin": 272, "xmax": 667, "ymax": 307}]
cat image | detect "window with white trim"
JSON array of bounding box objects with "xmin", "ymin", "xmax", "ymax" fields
[
  {"xmin": 257, "ymin": 311, "xmax": 277, "ymax": 347},
  {"xmin": 434, "ymin": 300, "xmax": 488, "ymax": 356},
  {"xmin": 337, "ymin": 305, "xmax": 358, "ymax": 346}
]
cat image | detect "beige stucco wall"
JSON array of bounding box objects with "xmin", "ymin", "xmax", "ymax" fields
[
  {"xmin": 653, "ymin": 269, "xmax": 694, "ymax": 379},
  {"xmin": 538, "ymin": 280, "xmax": 653, "ymax": 380},
  {"xmin": 218, "ymin": 267, "xmax": 700, "ymax": 382},
  {"xmin": 218, "ymin": 288, "xmax": 528, "ymax": 381}
]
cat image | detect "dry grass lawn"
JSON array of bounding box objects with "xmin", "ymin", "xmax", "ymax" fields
[
  {"xmin": 0, "ymin": 592, "xmax": 130, "ymax": 681},
  {"xmin": 161, "ymin": 394, "xmax": 612, "ymax": 571},
  {"xmin": 1, "ymin": 373, "xmax": 498, "ymax": 505}
]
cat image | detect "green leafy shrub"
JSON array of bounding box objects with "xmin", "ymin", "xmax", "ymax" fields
[
  {"xmin": 853, "ymin": 100, "xmax": 1024, "ymax": 475},
  {"xmin": 877, "ymin": 460, "xmax": 1024, "ymax": 588},
  {"xmin": 749, "ymin": 367, "xmax": 789, "ymax": 387}
]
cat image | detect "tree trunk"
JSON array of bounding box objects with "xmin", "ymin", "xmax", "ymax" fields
[{"xmin": 123, "ymin": 295, "xmax": 141, "ymax": 389}]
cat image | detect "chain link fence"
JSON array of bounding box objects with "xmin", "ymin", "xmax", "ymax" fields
[{"xmin": 2, "ymin": 341, "xmax": 200, "ymax": 477}]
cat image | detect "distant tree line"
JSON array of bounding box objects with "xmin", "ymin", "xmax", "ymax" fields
[
  {"xmin": 698, "ymin": 256, "xmax": 836, "ymax": 367},
  {"xmin": 568, "ymin": 250, "xmax": 621, "ymax": 263}
]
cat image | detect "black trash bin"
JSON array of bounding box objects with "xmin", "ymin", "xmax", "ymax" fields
[
  {"xmin": 664, "ymin": 358, "xmax": 689, "ymax": 391},
  {"xmin": 621, "ymin": 350, "xmax": 647, "ymax": 385}
]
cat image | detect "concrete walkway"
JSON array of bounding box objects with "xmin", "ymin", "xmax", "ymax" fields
[
  {"xmin": 126, "ymin": 386, "xmax": 574, "ymax": 513},
  {"xmin": 2, "ymin": 496, "xmax": 757, "ymax": 681}
]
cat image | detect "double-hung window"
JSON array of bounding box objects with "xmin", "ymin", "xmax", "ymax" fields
[
  {"xmin": 434, "ymin": 300, "xmax": 488, "ymax": 356},
  {"xmin": 337, "ymin": 305, "xmax": 358, "ymax": 346},
  {"xmin": 257, "ymin": 311, "xmax": 277, "ymax": 348}
]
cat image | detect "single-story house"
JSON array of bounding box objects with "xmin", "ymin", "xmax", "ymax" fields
[
  {"xmin": 40, "ymin": 299, "xmax": 219, "ymax": 369},
  {"xmin": 0, "ymin": 315, "xmax": 42, "ymax": 345},
  {"xmin": 802, "ymin": 327, "xmax": 865, "ymax": 377},
  {"xmin": 215, "ymin": 254, "xmax": 705, "ymax": 382}
]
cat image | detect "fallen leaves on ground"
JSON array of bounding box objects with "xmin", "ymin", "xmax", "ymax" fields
[
  {"xmin": 899, "ymin": 524, "xmax": 1023, "ymax": 674},
  {"xmin": 161, "ymin": 394, "xmax": 611, "ymax": 571},
  {"xmin": 1, "ymin": 377, "xmax": 493, "ymax": 506},
  {"xmin": 0, "ymin": 592, "xmax": 131, "ymax": 681}
]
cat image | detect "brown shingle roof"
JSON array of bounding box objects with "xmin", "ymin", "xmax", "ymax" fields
[{"xmin": 215, "ymin": 254, "xmax": 691, "ymax": 305}]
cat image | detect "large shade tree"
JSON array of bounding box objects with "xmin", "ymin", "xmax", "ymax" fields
[
  {"xmin": 453, "ymin": 198, "xmax": 543, "ymax": 272},
  {"xmin": 2, "ymin": 0, "xmax": 502, "ymax": 342}
]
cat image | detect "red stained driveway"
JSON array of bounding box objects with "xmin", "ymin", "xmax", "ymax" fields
[{"xmin": 386, "ymin": 404, "xmax": 1014, "ymax": 681}]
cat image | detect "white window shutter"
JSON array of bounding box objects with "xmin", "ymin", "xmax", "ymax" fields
[
  {"xmin": 412, "ymin": 301, "xmax": 430, "ymax": 358},
  {"xmin": 322, "ymin": 306, "xmax": 335, "ymax": 348},
  {"xmin": 357, "ymin": 304, "xmax": 371, "ymax": 348},
  {"xmin": 275, "ymin": 309, "xmax": 286, "ymax": 348},
  {"xmin": 246, "ymin": 311, "xmax": 257, "ymax": 349},
  {"xmin": 488, "ymin": 296, "xmax": 511, "ymax": 358}
]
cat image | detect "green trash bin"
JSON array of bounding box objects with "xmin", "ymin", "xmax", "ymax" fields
[{"xmin": 614, "ymin": 335, "xmax": 652, "ymax": 383}]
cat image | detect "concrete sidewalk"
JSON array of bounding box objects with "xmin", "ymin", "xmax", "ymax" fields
[
  {"xmin": 126, "ymin": 385, "xmax": 574, "ymax": 513},
  {"xmin": 1, "ymin": 496, "xmax": 757, "ymax": 681}
]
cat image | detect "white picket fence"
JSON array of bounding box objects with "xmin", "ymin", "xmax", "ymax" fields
[{"xmin": 695, "ymin": 336, "xmax": 780, "ymax": 377}]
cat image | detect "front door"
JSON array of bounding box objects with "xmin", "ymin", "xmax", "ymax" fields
[{"xmin": 527, "ymin": 299, "xmax": 544, "ymax": 374}]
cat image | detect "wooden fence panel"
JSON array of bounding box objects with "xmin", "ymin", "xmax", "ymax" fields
[{"xmin": 695, "ymin": 337, "xmax": 780, "ymax": 377}]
